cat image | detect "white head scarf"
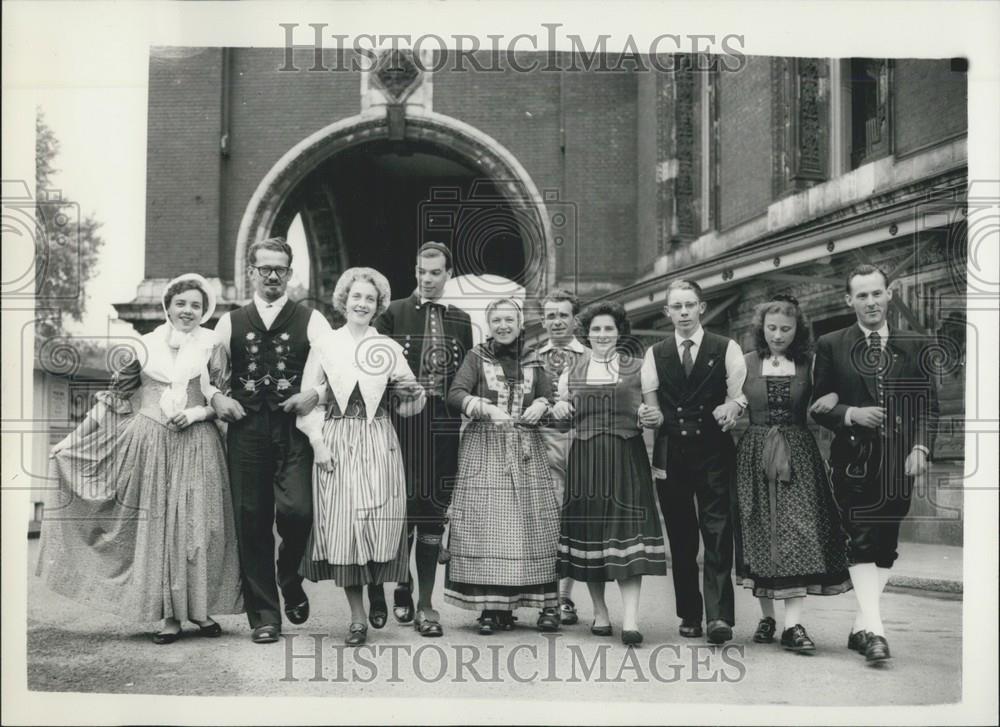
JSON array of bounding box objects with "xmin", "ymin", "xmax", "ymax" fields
[{"xmin": 143, "ymin": 273, "xmax": 218, "ymax": 418}]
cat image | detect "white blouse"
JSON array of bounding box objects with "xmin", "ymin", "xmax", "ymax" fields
[
  {"xmin": 760, "ymin": 353, "xmax": 796, "ymax": 376},
  {"xmin": 296, "ymin": 326, "xmax": 424, "ymax": 442}
]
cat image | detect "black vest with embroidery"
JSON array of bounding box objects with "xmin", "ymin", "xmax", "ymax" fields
[
  {"xmin": 229, "ymin": 301, "xmax": 311, "ymax": 411},
  {"xmin": 651, "ymin": 331, "xmax": 731, "ymax": 441}
]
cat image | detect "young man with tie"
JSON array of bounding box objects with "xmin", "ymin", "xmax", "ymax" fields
[
  {"xmin": 642, "ymin": 279, "xmax": 747, "ymax": 644},
  {"xmin": 810, "ymin": 264, "xmax": 939, "ymax": 662}
]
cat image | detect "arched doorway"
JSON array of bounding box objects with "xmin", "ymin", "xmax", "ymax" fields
[{"xmin": 235, "ymin": 112, "xmax": 554, "ymax": 320}]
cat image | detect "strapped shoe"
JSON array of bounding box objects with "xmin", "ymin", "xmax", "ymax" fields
[
  {"xmin": 537, "ymin": 607, "xmax": 561, "ymax": 632},
  {"xmin": 414, "ymin": 608, "xmax": 444, "ymax": 637},
  {"xmin": 559, "ymin": 597, "xmax": 579, "ymax": 626},
  {"xmin": 847, "ymin": 630, "xmax": 871, "ymax": 653},
  {"xmin": 753, "ymin": 616, "xmax": 777, "ymax": 644},
  {"xmin": 345, "ymin": 622, "xmax": 368, "ymax": 647},
  {"xmin": 393, "ymin": 585, "xmax": 415, "ymax": 624},
  {"xmin": 864, "ymin": 634, "xmax": 891, "ymax": 662},
  {"xmin": 284, "ymin": 597, "xmax": 310, "ymax": 626},
  {"xmin": 478, "ymin": 611, "xmax": 497, "ymax": 636},
  {"xmin": 780, "ymin": 624, "xmax": 816, "ymax": 653}
]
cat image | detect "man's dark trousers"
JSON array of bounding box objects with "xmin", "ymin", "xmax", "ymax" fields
[{"xmin": 228, "ymin": 406, "xmax": 313, "ymax": 629}]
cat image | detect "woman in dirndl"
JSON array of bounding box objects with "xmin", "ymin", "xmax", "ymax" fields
[
  {"xmin": 444, "ymin": 297, "xmax": 561, "ymax": 635},
  {"xmin": 296, "ymin": 267, "xmax": 426, "ymax": 647},
  {"xmin": 36, "ymin": 273, "xmax": 243, "ymax": 644},
  {"xmin": 553, "ymin": 301, "xmax": 667, "ymax": 647},
  {"xmin": 735, "ymin": 294, "xmax": 851, "ymax": 652}
]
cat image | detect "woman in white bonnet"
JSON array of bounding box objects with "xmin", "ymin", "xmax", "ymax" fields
[{"xmin": 37, "ymin": 273, "xmax": 243, "ymax": 644}]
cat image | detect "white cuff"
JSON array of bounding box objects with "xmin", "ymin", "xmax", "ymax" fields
[{"xmin": 844, "ymin": 407, "xmax": 855, "ymax": 426}]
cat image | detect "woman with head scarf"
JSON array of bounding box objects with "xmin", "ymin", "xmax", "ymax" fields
[
  {"xmin": 735, "ymin": 294, "xmax": 851, "ymax": 652},
  {"xmin": 444, "ymin": 297, "xmax": 562, "ymax": 634},
  {"xmin": 37, "ymin": 274, "xmax": 243, "ymax": 644}
]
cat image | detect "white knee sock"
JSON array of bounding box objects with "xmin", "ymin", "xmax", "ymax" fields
[
  {"xmin": 878, "ymin": 567, "xmax": 892, "ymax": 592},
  {"xmin": 849, "ymin": 563, "xmax": 884, "ymax": 636},
  {"xmin": 758, "ymin": 597, "xmax": 776, "ymax": 620},
  {"xmin": 783, "ymin": 597, "xmax": 804, "ymax": 630}
]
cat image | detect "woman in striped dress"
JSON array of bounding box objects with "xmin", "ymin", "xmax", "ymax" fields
[
  {"xmin": 296, "ymin": 268, "xmax": 425, "ymax": 647},
  {"xmin": 553, "ymin": 301, "xmax": 667, "ymax": 646},
  {"xmin": 444, "ymin": 297, "xmax": 561, "ymax": 635}
]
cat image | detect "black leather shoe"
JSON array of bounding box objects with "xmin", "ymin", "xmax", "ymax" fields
[
  {"xmin": 537, "ymin": 607, "xmax": 561, "ymax": 632},
  {"xmin": 753, "ymin": 617, "xmax": 776, "ymax": 644},
  {"xmin": 679, "ymin": 619, "xmax": 703, "ymax": 638},
  {"xmin": 251, "ymin": 624, "xmax": 280, "ymax": 644},
  {"xmin": 368, "ymin": 595, "xmax": 388, "ymax": 630},
  {"xmin": 780, "ymin": 624, "xmax": 816, "ymax": 652},
  {"xmin": 478, "ymin": 611, "xmax": 497, "ymax": 636},
  {"xmin": 393, "ymin": 586, "xmax": 415, "ymax": 624},
  {"xmin": 559, "ymin": 597, "xmax": 579, "ymax": 625},
  {"xmin": 591, "ymin": 621, "xmax": 613, "ymax": 637},
  {"xmin": 497, "ymin": 611, "xmax": 517, "ymax": 631},
  {"xmin": 345, "ymin": 622, "xmax": 368, "ymax": 647},
  {"xmin": 284, "ymin": 597, "xmax": 310, "ymax": 626},
  {"xmin": 152, "ymin": 628, "xmax": 181, "ymax": 645},
  {"xmin": 707, "ymin": 619, "xmax": 733, "ymax": 644},
  {"xmin": 847, "ymin": 630, "xmax": 871, "ymax": 653},
  {"xmin": 864, "ymin": 634, "xmax": 891, "ymax": 662},
  {"xmin": 196, "ymin": 619, "xmax": 222, "ymax": 638},
  {"xmin": 621, "ymin": 630, "xmax": 643, "ymax": 646}
]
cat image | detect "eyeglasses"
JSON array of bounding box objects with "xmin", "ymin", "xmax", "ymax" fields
[{"xmin": 251, "ymin": 265, "xmax": 291, "ymax": 279}]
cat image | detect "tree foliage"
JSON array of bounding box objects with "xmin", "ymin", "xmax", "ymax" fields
[{"xmin": 34, "ymin": 110, "xmax": 105, "ymax": 345}]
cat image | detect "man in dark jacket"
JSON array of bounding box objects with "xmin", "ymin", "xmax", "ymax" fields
[
  {"xmin": 811, "ymin": 263, "xmax": 939, "ymax": 663},
  {"xmin": 367, "ymin": 241, "xmax": 474, "ymax": 637}
]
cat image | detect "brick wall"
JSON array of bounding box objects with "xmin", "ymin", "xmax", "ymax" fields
[
  {"xmin": 145, "ymin": 48, "xmax": 224, "ymax": 278},
  {"xmin": 894, "ymin": 59, "xmax": 968, "ymax": 157},
  {"xmin": 717, "ymin": 55, "xmax": 773, "ymax": 230}
]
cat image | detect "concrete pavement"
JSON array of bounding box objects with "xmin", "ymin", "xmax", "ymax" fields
[{"xmin": 25, "ymin": 539, "xmax": 962, "ymax": 705}]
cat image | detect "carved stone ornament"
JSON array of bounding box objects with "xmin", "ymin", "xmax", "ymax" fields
[{"xmin": 371, "ymin": 49, "xmax": 423, "ymax": 104}]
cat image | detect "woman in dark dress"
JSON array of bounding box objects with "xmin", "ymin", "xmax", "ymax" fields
[
  {"xmin": 734, "ymin": 294, "xmax": 851, "ymax": 652},
  {"xmin": 444, "ymin": 297, "xmax": 561, "ymax": 634},
  {"xmin": 553, "ymin": 301, "xmax": 667, "ymax": 647}
]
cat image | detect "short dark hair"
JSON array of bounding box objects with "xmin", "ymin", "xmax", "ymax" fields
[
  {"xmin": 845, "ymin": 263, "xmax": 889, "ymax": 293},
  {"xmin": 248, "ymin": 236, "xmax": 293, "ymax": 267},
  {"xmin": 163, "ymin": 279, "xmax": 208, "ymax": 311},
  {"xmin": 665, "ymin": 278, "xmax": 704, "ymax": 302},
  {"xmin": 542, "ymin": 288, "xmax": 580, "ymax": 316},
  {"xmin": 417, "ymin": 241, "xmax": 452, "ymax": 271},
  {"xmin": 752, "ymin": 295, "xmax": 813, "ymax": 364},
  {"xmin": 579, "ymin": 300, "xmax": 631, "ymax": 342}
]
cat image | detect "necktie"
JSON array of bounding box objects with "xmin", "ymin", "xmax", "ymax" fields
[
  {"xmin": 681, "ymin": 339, "xmax": 694, "ymax": 377},
  {"xmin": 868, "ymin": 331, "xmax": 884, "ymax": 369}
]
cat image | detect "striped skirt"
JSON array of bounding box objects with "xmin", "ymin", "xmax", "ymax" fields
[
  {"xmin": 558, "ymin": 434, "xmax": 668, "ymax": 582},
  {"xmin": 299, "ymin": 415, "xmax": 409, "ymax": 587}
]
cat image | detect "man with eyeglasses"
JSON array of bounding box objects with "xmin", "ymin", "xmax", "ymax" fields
[
  {"xmin": 210, "ymin": 236, "xmax": 333, "ymax": 645},
  {"xmin": 810, "ymin": 263, "xmax": 939, "ymax": 663},
  {"xmin": 641, "ymin": 279, "xmax": 747, "ymax": 645}
]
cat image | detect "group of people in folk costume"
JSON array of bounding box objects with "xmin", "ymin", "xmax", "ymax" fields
[{"xmin": 40, "ymin": 237, "xmax": 937, "ymax": 662}]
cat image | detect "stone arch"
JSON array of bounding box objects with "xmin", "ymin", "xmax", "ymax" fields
[{"xmin": 233, "ymin": 111, "xmax": 555, "ymax": 304}]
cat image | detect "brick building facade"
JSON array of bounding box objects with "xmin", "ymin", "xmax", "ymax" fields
[{"xmin": 116, "ymin": 47, "xmax": 968, "ymax": 545}]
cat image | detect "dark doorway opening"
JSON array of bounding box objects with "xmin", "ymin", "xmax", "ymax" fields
[{"xmin": 273, "ymin": 140, "xmax": 530, "ymax": 315}]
